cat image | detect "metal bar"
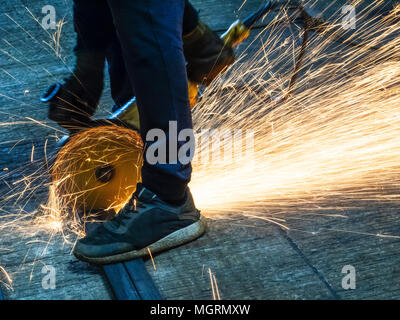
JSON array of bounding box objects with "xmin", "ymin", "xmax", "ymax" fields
[
  {"xmin": 102, "ymin": 263, "xmax": 141, "ymax": 300},
  {"xmin": 84, "ymin": 222, "xmax": 140, "ymax": 300},
  {"xmin": 85, "ymin": 221, "xmax": 161, "ymax": 300},
  {"xmin": 124, "ymin": 259, "xmax": 163, "ymax": 300},
  {"xmin": 102, "ymin": 259, "xmax": 163, "ymax": 300}
]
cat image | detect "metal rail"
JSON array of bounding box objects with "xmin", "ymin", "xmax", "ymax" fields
[
  {"xmin": 102, "ymin": 259, "xmax": 163, "ymax": 300},
  {"xmin": 85, "ymin": 222, "xmax": 163, "ymax": 300}
]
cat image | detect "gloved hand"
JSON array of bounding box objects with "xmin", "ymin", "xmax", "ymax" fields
[
  {"xmin": 183, "ymin": 21, "xmax": 235, "ymax": 86},
  {"xmin": 42, "ymin": 51, "xmax": 105, "ymax": 133},
  {"xmin": 43, "ymin": 21, "xmax": 235, "ymax": 131}
]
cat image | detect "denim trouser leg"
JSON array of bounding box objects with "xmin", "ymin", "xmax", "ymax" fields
[
  {"xmin": 107, "ymin": 0, "xmax": 199, "ymax": 107},
  {"xmin": 73, "ymin": 0, "xmax": 199, "ymax": 111},
  {"xmin": 107, "ymin": 0, "xmax": 193, "ymax": 202},
  {"xmin": 106, "ymin": 37, "xmax": 135, "ymax": 108},
  {"xmin": 183, "ymin": 0, "xmax": 199, "ymax": 35},
  {"xmin": 73, "ymin": 0, "xmax": 134, "ymax": 108}
]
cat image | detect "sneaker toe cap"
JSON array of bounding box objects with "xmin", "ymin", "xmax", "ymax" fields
[{"xmin": 73, "ymin": 239, "xmax": 134, "ymax": 260}]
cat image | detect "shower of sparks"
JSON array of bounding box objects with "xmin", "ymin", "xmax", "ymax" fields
[
  {"xmin": 147, "ymin": 247, "xmax": 157, "ymax": 271},
  {"xmin": 24, "ymin": 7, "xmax": 67, "ymax": 59},
  {"xmin": 45, "ymin": 17, "xmax": 67, "ymax": 59},
  {"xmin": 0, "ymin": 0, "xmax": 399, "ymax": 292},
  {"xmin": 51, "ymin": 125, "xmax": 143, "ymax": 215},
  {"xmin": 189, "ymin": 1, "xmax": 400, "ymax": 225},
  {"xmin": 238, "ymin": 0, "xmax": 248, "ymax": 12},
  {"xmin": 0, "ymin": 265, "xmax": 13, "ymax": 291},
  {"xmin": 30, "ymin": 145, "xmax": 34, "ymax": 163},
  {"xmin": 208, "ymin": 268, "xmax": 221, "ymax": 300}
]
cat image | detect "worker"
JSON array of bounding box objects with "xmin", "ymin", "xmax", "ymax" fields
[
  {"xmin": 48, "ymin": 0, "xmax": 234, "ymax": 264},
  {"xmin": 46, "ymin": 0, "xmax": 234, "ymax": 133}
]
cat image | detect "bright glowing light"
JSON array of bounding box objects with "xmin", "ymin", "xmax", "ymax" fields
[
  {"xmin": 1, "ymin": 0, "xmax": 399, "ymax": 241},
  {"xmin": 189, "ymin": 2, "xmax": 400, "ymax": 220}
]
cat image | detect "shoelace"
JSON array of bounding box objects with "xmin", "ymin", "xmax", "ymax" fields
[
  {"xmin": 104, "ymin": 210, "xmax": 133, "ymax": 229},
  {"xmin": 110, "ymin": 197, "xmax": 148, "ymax": 221},
  {"xmin": 104, "ymin": 192, "xmax": 160, "ymax": 229}
]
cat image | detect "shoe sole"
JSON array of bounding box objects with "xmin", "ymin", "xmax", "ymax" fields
[{"xmin": 73, "ymin": 216, "xmax": 207, "ymax": 265}]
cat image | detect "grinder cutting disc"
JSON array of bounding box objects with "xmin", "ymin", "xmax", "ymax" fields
[{"xmin": 52, "ymin": 125, "xmax": 143, "ymax": 213}]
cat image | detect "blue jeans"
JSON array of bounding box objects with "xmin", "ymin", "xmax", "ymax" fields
[
  {"xmin": 73, "ymin": 0, "xmax": 198, "ymax": 109},
  {"xmin": 73, "ymin": 0, "xmax": 194, "ymax": 202}
]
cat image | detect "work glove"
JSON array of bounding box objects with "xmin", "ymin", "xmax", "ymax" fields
[
  {"xmin": 183, "ymin": 21, "xmax": 235, "ymax": 86},
  {"xmin": 41, "ymin": 51, "xmax": 105, "ymax": 133}
]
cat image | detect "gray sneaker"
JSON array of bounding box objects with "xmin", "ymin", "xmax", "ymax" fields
[{"xmin": 73, "ymin": 185, "xmax": 206, "ymax": 265}]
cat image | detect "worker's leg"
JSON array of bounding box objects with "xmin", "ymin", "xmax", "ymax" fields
[
  {"xmin": 106, "ymin": 0, "xmax": 193, "ymax": 203},
  {"xmin": 107, "ymin": 0, "xmax": 199, "ymax": 110},
  {"xmin": 73, "ymin": 0, "xmax": 206, "ymax": 265},
  {"xmin": 73, "ymin": 0, "xmax": 135, "ymax": 110},
  {"xmin": 183, "ymin": 0, "xmax": 199, "ymax": 35},
  {"xmin": 105, "ymin": 0, "xmax": 234, "ymax": 116},
  {"xmin": 46, "ymin": 0, "xmax": 112, "ymax": 131},
  {"xmin": 106, "ymin": 34, "xmax": 134, "ymax": 109}
]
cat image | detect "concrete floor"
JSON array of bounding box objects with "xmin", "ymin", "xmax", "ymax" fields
[{"xmin": 0, "ymin": 0, "xmax": 399, "ymax": 299}]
